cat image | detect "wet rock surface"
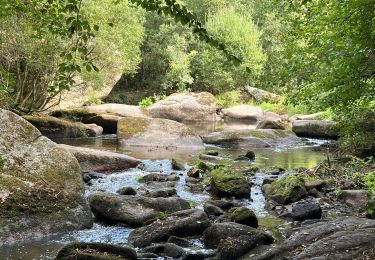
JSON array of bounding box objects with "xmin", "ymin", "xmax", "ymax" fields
[
  {"xmin": 88, "ymin": 192, "xmax": 190, "ymax": 227},
  {"xmin": 55, "ymin": 242, "xmax": 137, "ymax": 260},
  {"xmin": 128, "ymin": 209, "xmax": 210, "ymax": 248}
]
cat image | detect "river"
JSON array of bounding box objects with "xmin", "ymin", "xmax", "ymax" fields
[{"xmin": 0, "ymin": 134, "xmax": 329, "ymax": 260}]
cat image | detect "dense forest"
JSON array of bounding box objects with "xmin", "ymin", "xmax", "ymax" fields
[{"xmin": 1, "ymin": 0, "xmax": 374, "ymax": 154}]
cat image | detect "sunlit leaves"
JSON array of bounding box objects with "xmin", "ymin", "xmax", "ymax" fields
[{"xmin": 127, "ymin": 0, "xmax": 243, "ymax": 66}]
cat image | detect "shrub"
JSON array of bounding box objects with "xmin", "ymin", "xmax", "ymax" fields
[{"xmin": 138, "ymin": 97, "xmax": 153, "ymax": 108}]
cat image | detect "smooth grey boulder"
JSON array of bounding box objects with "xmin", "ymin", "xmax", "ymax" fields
[
  {"xmin": 292, "ymin": 120, "xmax": 338, "ymax": 139},
  {"xmin": 88, "ymin": 192, "xmax": 190, "ymax": 227},
  {"xmin": 148, "ymin": 92, "xmax": 216, "ymax": 122},
  {"xmin": 202, "ymin": 129, "xmax": 301, "ymax": 148},
  {"xmin": 59, "ymin": 144, "xmax": 140, "ymax": 172}
]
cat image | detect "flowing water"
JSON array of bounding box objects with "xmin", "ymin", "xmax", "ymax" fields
[{"xmin": 0, "ymin": 135, "xmax": 329, "ymax": 260}]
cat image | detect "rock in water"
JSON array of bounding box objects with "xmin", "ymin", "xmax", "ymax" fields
[
  {"xmin": 128, "ymin": 209, "xmax": 210, "ymax": 248},
  {"xmin": 210, "ymin": 166, "xmax": 250, "ymax": 199},
  {"xmin": 55, "ymin": 242, "xmax": 137, "ymax": 260},
  {"xmin": 0, "ymin": 109, "xmax": 92, "ymax": 245},
  {"xmin": 51, "ymin": 104, "xmax": 149, "ymax": 134},
  {"xmin": 117, "ymin": 187, "xmax": 137, "ymax": 195},
  {"xmin": 262, "ymin": 175, "xmax": 307, "ymax": 205},
  {"xmin": 202, "ymin": 129, "xmax": 300, "ymax": 148},
  {"xmin": 117, "ymin": 117, "xmax": 204, "ymax": 149},
  {"xmin": 88, "ymin": 192, "xmax": 190, "ymax": 227},
  {"xmin": 58, "ymin": 144, "xmax": 140, "ymax": 172},
  {"xmin": 222, "ymin": 105, "xmax": 264, "ymax": 124},
  {"xmin": 142, "ymin": 243, "xmax": 185, "ymax": 259},
  {"xmin": 148, "ymin": 92, "xmax": 216, "ymax": 122},
  {"xmin": 292, "ymin": 120, "xmax": 338, "ymax": 139},
  {"xmin": 229, "ymin": 207, "xmax": 258, "ymax": 227}
]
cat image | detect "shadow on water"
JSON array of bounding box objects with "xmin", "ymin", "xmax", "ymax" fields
[{"xmin": 1, "ymin": 133, "xmax": 329, "ymax": 259}]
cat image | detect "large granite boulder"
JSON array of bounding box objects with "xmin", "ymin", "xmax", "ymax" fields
[
  {"xmin": 292, "ymin": 120, "xmax": 338, "ymax": 139},
  {"xmin": 23, "ymin": 115, "xmax": 103, "ymax": 138},
  {"xmin": 0, "ymin": 109, "xmax": 92, "ymax": 245},
  {"xmin": 202, "ymin": 129, "xmax": 300, "ymax": 148},
  {"xmin": 222, "ymin": 105, "xmax": 264, "ymax": 123},
  {"xmin": 148, "ymin": 92, "xmax": 216, "ymax": 122},
  {"xmin": 128, "ymin": 209, "xmax": 210, "ymax": 248},
  {"xmin": 117, "ymin": 117, "xmax": 204, "ymax": 149},
  {"xmin": 251, "ymin": 217, "xmax": 375, "ymax": 260},
  {"xmin": 58, "ymin": 144, "xmax": 140, "ymax": 172},
  {"xmin": 88, "ymin": 192, "xmax": 190, "ymax": 227},
  {"xmin": 51, "ymin": 104, "xmax": 149, "ymax": 134}
]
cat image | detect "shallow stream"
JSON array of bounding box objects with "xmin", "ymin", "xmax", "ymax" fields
[{"xmin": 1, "ymin": 135, "xmax": 329, "ymax": 260}]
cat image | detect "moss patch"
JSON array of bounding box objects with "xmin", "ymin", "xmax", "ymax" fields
[
  {"xmin": 210, "ymin": 166, "xmax": 250, "ymax": 198},
  {"xmin": 117, "ymin": 117, "xmax": 151, "ymax": 139},
  {"xmin": 263, "ymin": 175, "xmax": 307, "ymax": 205}
]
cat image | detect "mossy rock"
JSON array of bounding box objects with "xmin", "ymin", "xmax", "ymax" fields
[
  {"xmin": 0, "ymin": 109, "xmax": 92, "ymax": 243},
  {"xmin": 210, "ymin": 166, "xmax": 250, "ymax": 199},
  {"xmin": 263, "ymin": 175, "xmax": 308, "ymax": 205},
  {"xmin": 55, "ymin": 242, "xmax": 137, "ymax": 260},
  {"xmin": 229, "ymin": 207, "xmax": 258, "ymax": 227}
]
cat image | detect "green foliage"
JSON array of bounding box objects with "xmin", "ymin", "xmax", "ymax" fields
[
  {"xmin": 216, "ymin": 90, "xmax": 241, "ymax": 108},
  {"xmin": 281, "ymin": 0, "xmax": 375, "ymax": 153},
  {"xmin": 316, "ymin": 157, "xmax": 375, "ymax": 192},
  {"xmin": 128, "ymin": 0, "xmax": 244, "ymax": 65},
  {"xmin": 191, "ymin": 5, "xmax": 265, "ymax": 93},
  {"xmin": 138, "ymin": 97, "xmax": 154, "ymax": 107},
  {"xmin": 334, "ymin": 106, "xmax": 375, "ymax": 156},
  {"xmin": 364, "ymin": 172, "xmax": 375, "ymax": 195}
]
